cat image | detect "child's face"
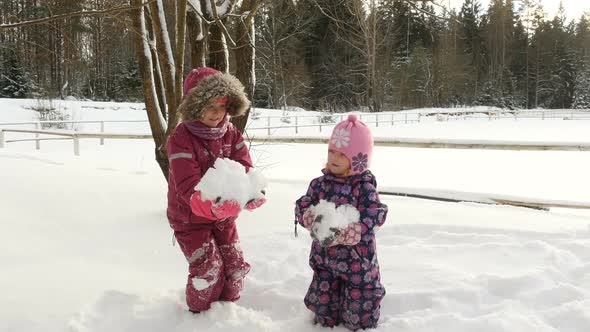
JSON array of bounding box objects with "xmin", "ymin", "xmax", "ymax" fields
[
  {"xmin": 327, "ymin": 150, "xmax": 351, "ymax": 177},
  {"xmin": 200, "ymin": 99, "xmax": 227, "ymax": 127}
]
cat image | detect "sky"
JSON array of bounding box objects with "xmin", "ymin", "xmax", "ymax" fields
[{"xmin": 445, "ymin": 0, "xmax": 590, "ymax": 20}]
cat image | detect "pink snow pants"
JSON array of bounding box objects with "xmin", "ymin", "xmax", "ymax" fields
[{"xmin": 174, "ymin": 219, "xmax": 250, "ymax": 312}]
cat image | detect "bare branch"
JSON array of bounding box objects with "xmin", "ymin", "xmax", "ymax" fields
[
  {"xmin": 0, "ymin": 1, "xmax": 156, "ymax": 30},
  {"xmin": 209, "ymin": 0, "xmax": 236, "ymax": 46}
]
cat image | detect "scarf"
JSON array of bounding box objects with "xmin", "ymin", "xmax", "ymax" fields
[{"xmin": 185, "ymin": 116, "xmax": 229, "ymax": 140}]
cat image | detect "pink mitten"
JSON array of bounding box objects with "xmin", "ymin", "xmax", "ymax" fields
[
  {"xmin": 301, "ymin": 209, "xmax": 315, "ymax": 230},
  {"xmin": 212, "ymin": 199, "xmax": 241, "ymax": 219},
  {"xmin": 245, "ymin": 197, "xmax": 266, "ymax": 211},
  {"xmin": 189, "ymin": 191, "xmax": 216, "ymax": 220},
  {"xmin": 333, "ymin": 223, "xmax": 362, "ymax": 246}
]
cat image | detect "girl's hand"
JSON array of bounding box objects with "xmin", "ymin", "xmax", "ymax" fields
[
  {"xmin": 302, "ymin": 209, "xmax": 316, "ymax": 230},
  {"xmin": 189, "ymin": 191, "xmax": 216, "ymax": 220},
  {"xmin": 333, "ymin": 223, "xmax": 362, "ymax": 246},
  {"xmin": 319, "ymin": 223, "xmax": 363, "ymax": 247},
  {"xmin": 245, "ymin": 197, "xmax": 266, "ymax": 211},
  {"xmin": 190, "ymin": 191, "xmax": 241, "ymax": 220},
  {"xmin": 211, "ymin": 199, "xmax": 242, "ymax": 219}
]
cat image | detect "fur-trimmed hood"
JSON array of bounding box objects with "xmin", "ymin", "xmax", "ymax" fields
[{"xmin": 177, "ymin": 71, "xmax": 250, "ymax": 122}]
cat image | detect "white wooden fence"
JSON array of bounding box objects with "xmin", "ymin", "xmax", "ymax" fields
[
  {"xmin": 1, "ymin": 109, "xmax": 590, "ymax": 155},
  {"xmin": 246, "ymin": 109, "xmax": 590, "ymax": 135}
]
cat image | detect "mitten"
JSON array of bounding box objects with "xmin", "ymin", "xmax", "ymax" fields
[
  {"xmin": 317, "ymin": 223, "xmax": 362, "ymax": 247},
  {"xmin": 333, "ymin": 223, "xmax": 362, "ymax": 246},
  {"xmin": 245, "ymin": 196, "xmax": 266, "ymax": 211},
  {"xmin": 301, "ymin": 209, "xmax": 317, "ymax": 230},
  {"xmin": 212, "ymin": 199, "xmax": 241, "ymax": 219},
  {"xmin": 189, "ymin": 191, "xmax": 216, "ymax": 220}
]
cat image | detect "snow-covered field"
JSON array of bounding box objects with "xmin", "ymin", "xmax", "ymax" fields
[{"xmin": 1, "ymin": 99, "xmax": 590, "ymax": 332}]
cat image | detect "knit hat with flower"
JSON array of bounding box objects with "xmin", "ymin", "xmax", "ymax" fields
[
  {"xmin": 328, "ymin": 114, "xmax": 374, "ymax": 175},
  {"xmin": 177, "ymin": 67, "xmax": 250, "ymax": 122}
]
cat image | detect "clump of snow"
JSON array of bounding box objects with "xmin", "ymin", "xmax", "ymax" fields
[
  {"xmin": 192, "ymin": 278, "xmax": 210, "ymax": 291},
  {"xmin": 308, "ymin": 200, "xmax": 359, "ymax": 242},
  {"xmin": 247, "ymin": 169, "xmax": 268, "ymax": 201},
  {"xmin": 194, "ymin": 158, "xmax": 267, "ymax": 207},
  {"xmin": 205, "ymin": 0, "xmax": 232, "ymax": 17}
]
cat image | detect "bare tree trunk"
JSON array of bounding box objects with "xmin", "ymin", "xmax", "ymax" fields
[
  {"xmin": 209, "ymin": 22, "xmax": 228, "ymax": 72},
  {"xmin": 145, "ymin": 11, "xmax": 167, "ymax": 118},
  {"xmin": 148, "ymin": 0, "xmax": 177, "ymax": 119},
  {"xmin": 173, "ymin": 0, "xmax": 188, "ymax": 119},
  {"xmin": 187, "ymin": 9, "xmax": 207, "ymax": 69},
  {"xmin": 231, "ymin": 0, "xmax": 264, "ymax": 133},
  {"xmin": 131, "ymin": 0, "xmax": 169, "ymax": 179},
  {"xmin": 232, "ymin": 14, "xmax": 255, "ymax": 132}
]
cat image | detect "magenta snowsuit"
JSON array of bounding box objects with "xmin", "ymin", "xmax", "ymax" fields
[{"xmin": 167, "ymin": 121, "xmax": 252, "ymax": 312}]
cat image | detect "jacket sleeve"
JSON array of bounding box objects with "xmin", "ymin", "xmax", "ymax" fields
[
  {"xmin": 230, "ymin": 128, "xmax": 254, "ymax": 171},
  {"xmin": 294, "ymin": 178, "xmax": 321, "ymax": 227},
  {"xmin": 357, "ymin": 179, "xmax": 388, "ymax": 232},
  {"xmin": 167, "ymin": 130, "xmax": 202, "ymax": 206}
]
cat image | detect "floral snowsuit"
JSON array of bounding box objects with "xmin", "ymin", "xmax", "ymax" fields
[{"xmin": 295, "ymin": 170, "xmax": 388, "ymax": 330}]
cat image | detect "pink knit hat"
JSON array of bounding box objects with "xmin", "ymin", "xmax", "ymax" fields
[
  {"xmin": 328, "ymin": 114, "xmax": 374, "ymax": 174},
  {"xmin": 182, "ymin": 67, "xmax": 220, "ymax": 97}
]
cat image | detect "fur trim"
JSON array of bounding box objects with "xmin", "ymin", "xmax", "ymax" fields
[{"xmin": 177, "ymin": 72, "xmax": 250, "ymax": 122}]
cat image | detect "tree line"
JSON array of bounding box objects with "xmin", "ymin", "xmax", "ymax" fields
[{"xmin": 2, "ymin": 0, "xmax": 590, "ymax": 111}]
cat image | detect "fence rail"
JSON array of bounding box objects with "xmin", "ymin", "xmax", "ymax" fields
[
  {"xmin": 1, "ymin": 109, "xmax": 590, "ymax": 154},
  {"xmin": 0, "ymin": 128, "xmax": 151, "ymax": 155},
  {"xmin": 247, "ymin": 136, "xmax": 590, "ymax": 151},
  {"xmin": 245, "ymin": 109, "xmax": 590, "ymax": 135}
]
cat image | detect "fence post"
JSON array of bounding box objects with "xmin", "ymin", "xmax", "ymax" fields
[
  {"xmin": 319, "ymin": 116, "xmax": 322, "ymax": 133},
  {"xmin": 391, "ymin": 113, "xmax": 394, "ymax": 125},
  {"xmin": 376, "ymin": 114, "xmax": 379, "ymax": 127},
  {"xmin": 405, "ymin": 113, "xmax": 408, "ymax": 124},
  {"xmin": 100, "ymin": 121, "xmax": 105, "ymax": 145},
  {"xmin": 295, "ymin": 116, "xmax": 299, "ymax": 134},
  {"xmin": 73, "ymin": 135, "xmax": 80, "ymax": 156},
  {"xmin": 542, "ymin": 111, "xmax": 545, "ymax": 120},
  {"xmin": 267, "ymin": 116, "xmax": 271, "ymax": 136},
  {"xmin": 0, "ymin": 129, "xmax": 4, "ymax": 148},
  {"xmin": 35, "ymin": 122, "xmax": 40, "ymax": 150}
]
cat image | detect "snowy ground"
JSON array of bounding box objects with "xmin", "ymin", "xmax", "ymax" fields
[{"xmin": 1, "ymin": 99, "xmax": 590, "ymax": 332}]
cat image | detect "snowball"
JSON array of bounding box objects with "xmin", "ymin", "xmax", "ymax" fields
[
  {"xmin": 194, "ymin": 158, "xmax": 267, "ymax": 207},
  {"xmin": 309, "ymin": 200, "xmax": 359, "ymax": 242},
  {"xmin": 247, "ymin": 168, "xmax": 268, "ymax": 201}
]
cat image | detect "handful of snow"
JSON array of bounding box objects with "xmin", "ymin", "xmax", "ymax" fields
[
  {"xmin": 195, "ymin": 158, "xmax": 267, "ymax": 207},
  {"xmin": 309, "ymin": 200, "xmax": 360, "ymax": 243}
]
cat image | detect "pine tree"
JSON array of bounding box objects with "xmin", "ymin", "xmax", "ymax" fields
[
  {"xmin": 0, "ymin": 43, "xmax": 29, "ymax": 98},
  {"xmin": 458, "ymin": 0, "xmax": 487, "ymax": 102},
  {"xmin": 298, "ymin": 0, "xmax": 368, "ymax": 112},
  {"xmin": 572, "ymin": 65, "xmax": 590, "ymax": 108}
]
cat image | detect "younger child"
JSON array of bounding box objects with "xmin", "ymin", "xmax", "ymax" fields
[
  {"xmin": 295, "ymin": 114, "xmax": 388, "ymax": 330},
  {"xmin": 167, "ymin": 67, "xmax": 265, "ymax": 313}
]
